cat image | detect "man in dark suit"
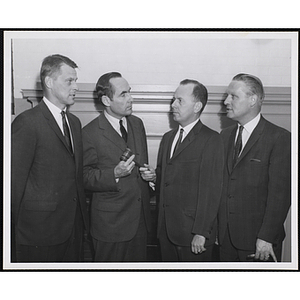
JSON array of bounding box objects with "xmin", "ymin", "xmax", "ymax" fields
[
  {"xmin": 155, "ymin": 79, "xmax": 224, "ymax": 261},
  {"xmin": 82, "ymin": 72, "xmax": 153, "ymax": 262},
  {"xmin": 218, "ymin": 73, "xmax": 291, "ymax": 262},
  {"xmin": 11, "ymin": 54, "xmax": 88, "ymax": 262}
]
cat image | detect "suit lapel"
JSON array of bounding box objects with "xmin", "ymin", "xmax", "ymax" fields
[
  {"xmin": 236, "ymin": 117, "xmax": 266, "ymax": 164},
  {"xmin": 232, "ymin": 117, "xmax": 266, "ymax": 170},
  {"xmin": 127, "ymin": 117, "xmax": 142, "ymax": 164},
  {"xmin": 170, "ymin": 120, "xmax": 203, "ymax": 161},
  {"xmin": 166, "ymin": 130, "xmax": 177, "ymax": 162},
  {"xmin": 98, "ymin": 113, "xmax": 126, "ymax": 151},
  {"xmin": 127, "ymin": 116, "xmax": 139, "ymax": 147},
  {"xmin": 67, "ymin": 112, "xmax": 79, "ymax": 164},
  {"xmin": 39, "ymin": 101, "xmax": 74, "ymax": 155},
  {"xmin": 227, "ymin": 125, "xmax": 237, "ymax": 173}
]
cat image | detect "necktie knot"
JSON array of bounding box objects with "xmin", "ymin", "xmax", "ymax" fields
[
  {"xmin": 179, "ymin": 128, "xmax": 184, "ymax": 138},
  {"xmin": 238, "ymin": 125, "xmax": 244, "ymax": 134}
]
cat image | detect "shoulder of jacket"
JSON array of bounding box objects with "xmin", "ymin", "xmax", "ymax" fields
[
  {"xmin": 162, "ymin": 128, "xmax": 176, "ymax": 139},
  {"xmin": 221, "ymin": 124, "xmax": 236, "ymax": 135},
  {"xmin": 263, "ymin": 118, "xmax": 290, "ymax": 136},
  {"xmin": 128, "ymin": 114, "xmax": 142, "ymax": 123},
  {"xmin": 200, "ymin": 123, "xmax": 220, "ymax": 136},
  {"xmin": 83, "ymin": 115, "xmax": 100, "ymax": 130},
  {"xmin": 68, "ymin": 111, "xmax": 81, "ymax": 124},
  {"xmin": 13, "ymin": 105, "xmax": 41, "ymax": 124}
]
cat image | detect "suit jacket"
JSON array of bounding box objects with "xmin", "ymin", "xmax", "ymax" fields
[
  {"xmin": 156, "ymin": 120, "xmax": 224, "ymax": 247},
  {"xmin": 11, "ymin": 100, "xmax": 88, "ymax": 246},
  {"xmin": 218, "ymin": 116, "xmax": 291, "ymax": 251},
  {"xmin": 82, "ymin": 113, "xmax": 151, "ymax": 243}
]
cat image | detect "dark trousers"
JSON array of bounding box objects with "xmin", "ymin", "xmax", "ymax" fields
[
  {"xmin": 93, "ymin": 211, "xmax": 147, "ymax": 262},
  {"xmin": 219, "ymin": 225, "xmax": 282, "ymax": 262},
  {"xmin": 16, "ymin": 204, "xmax": 84, "ymax": 263},
  {"xmin": 158, "ymin": 214, "xmax": 213, "ymax": 262}
]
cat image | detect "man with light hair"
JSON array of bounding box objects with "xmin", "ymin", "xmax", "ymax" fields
[{"xmin": 218, "ymin": 73, "xmax": 291, "ymax": 262}]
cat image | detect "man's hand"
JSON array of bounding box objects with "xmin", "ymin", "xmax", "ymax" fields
[
  {"xmin": 139, "ymin": 164, "xmax": 156, "ymax": 182},
  {"xmin": 191, "ymin": 234, "xmax": 206, "ymax": 254},
  {"xmin": 255, "ymin": 238, "xmax": 277, "ymax": 262},
  {"xmin": 114, "ymin": 154, "xmax": 135, "ymax": 178}
]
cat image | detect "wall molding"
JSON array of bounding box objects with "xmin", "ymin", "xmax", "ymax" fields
[
  {"xmin": 20, "ymin": 84, "xmax": 291, "ymax": 139},
  {"xmin": 21, "ymin": 83, "xmax": 291, "ymax": 107}
]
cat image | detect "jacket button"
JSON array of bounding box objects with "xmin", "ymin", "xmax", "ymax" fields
[{"xmin": 73, "ymin": 197, "xmax": 77, "ymax": 202}]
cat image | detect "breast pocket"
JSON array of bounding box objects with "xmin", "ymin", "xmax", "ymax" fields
[{"xmin": 247, "ymin": 158, "xmax": 268, "ymax": 187}]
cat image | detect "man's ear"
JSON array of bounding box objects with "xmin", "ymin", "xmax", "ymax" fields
[
  {"xmin": 250, "ymin": 94, "xmax": 258, "ymax": 107},
  {"xmin": 101, "ymin": 95, "xmax": 111, "ymax": 107},
  {"xmin": 194, "ymin": 101, "xmax": 203, "ymax": 113},
  {"xmin": 44, "ymin": 76, "xmax": 53, "ymax": 89}
]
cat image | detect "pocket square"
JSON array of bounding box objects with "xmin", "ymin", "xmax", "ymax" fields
[{"xmin": 250, "ymin": 158, "xmax": 261, "ymax": 162}]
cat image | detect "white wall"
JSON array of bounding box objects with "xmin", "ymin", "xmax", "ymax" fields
[{"xmin": 12, "ymin": 32, "xmax": 292, "ymax": 100}]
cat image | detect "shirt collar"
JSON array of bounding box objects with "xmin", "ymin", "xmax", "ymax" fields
[
  {"xmin": 241, "ymin": 113, "xmax": 261, "ymax": 135},
  {"xmin": 179, "ymin": 118, "xmax": 200, "ymax": 136},
  {"xmin": 104, "ymin": 110, "xmax": 127, "ymax": 129},
  {"xmin": 43, "ymin": 97, "xmax": 65, "ymax": 115}
]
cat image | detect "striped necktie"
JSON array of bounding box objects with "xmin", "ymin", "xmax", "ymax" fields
[
  {"xmin": 61, "ymin": 111, "xmax": 73, "ymax": 153},
  {"xmin": 119, "ymin": 119, "xmax": 128, "ymax": 143},
  {"xmin": 172, "ymin": 128, "xmax": 184, "ymax": 157},
  {"xmin": 232, "ymin": 125, "xmax": 244, "ymax": 166}
]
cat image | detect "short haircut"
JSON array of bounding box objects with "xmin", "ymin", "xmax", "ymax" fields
[
  {"xmin": 40, "ymin": 54, "xmax": 78, "ymax": 91},
  {"xmin": 232, "ymin": 73, "xmax": 265, "ymax": 101},
  {"xmin": 180, "ymin": 79, "xmax": 208, "ymax": 113},
  {"xmin": 95, "ymin": 72, "xmax": 122, "ymax": 101}
]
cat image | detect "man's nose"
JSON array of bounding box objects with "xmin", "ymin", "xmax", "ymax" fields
[
  {"xmin": 171, "ymin": 99, "xmax": 178, "ymax": 108},
  {"xmin": 73, "ymin": 82, "xmax": 79, "ymax": 91},
  {"xmin": 127, "ymin": 93, "xmax": 133, "ymax": 102},
  {"xmin": 224, "ymin": 95, "xmax": 230, "ymax": 105}
]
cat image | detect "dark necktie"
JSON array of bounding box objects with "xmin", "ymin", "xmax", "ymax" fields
[
  {"xmin": 172, "ymin": 128, "xmax": 184, "ymax": 157},
  {"xmin": 232, "ymin": 125, "xmax": 244, "ymax": 166},
  {"xmin": 119, "ymin": 119, "xmax": 127, "ymax": 143},
  {"xmin": 61, "ymin": 111, "xmax": 73, "ymax": 153}
]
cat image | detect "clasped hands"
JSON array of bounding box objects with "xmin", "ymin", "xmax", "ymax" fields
[{"xmin": 114, "ymin": 154, "xmax": 156, "ymax": 182}]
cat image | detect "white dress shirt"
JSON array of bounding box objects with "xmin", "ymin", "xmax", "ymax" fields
[
  {"xmin": 170, "ymin": 118, "xmax": 200, "ymax": 158},
  {"xmin": 43, "ymin": 98, "xmax": 74, "ymax": 150},
  {"xmin": 104, "ymin": 110, "xmax": 128, "ymax": 136},
  {"xmin": 236, "ymin": 113, "xmax": 261, "ymax": 154}
]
